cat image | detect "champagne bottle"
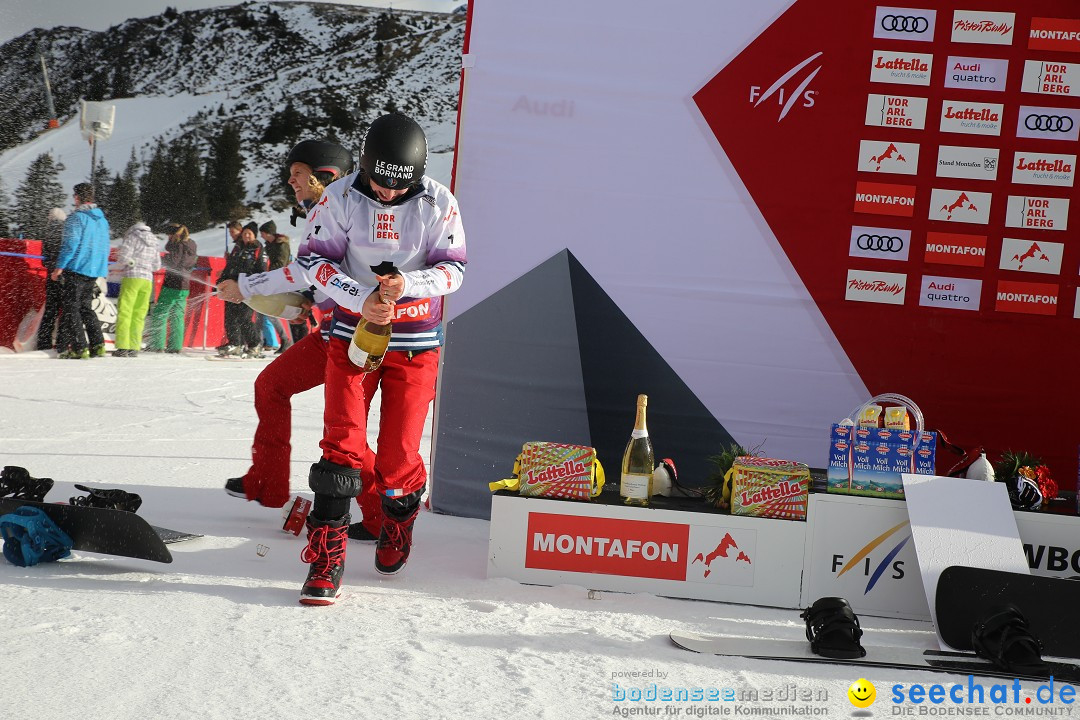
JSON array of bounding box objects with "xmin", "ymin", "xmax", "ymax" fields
[
  {"xmin": 242, "ymin": 292, "xmax": 307, "ymax": 321},
  {"xmin": 348, "ymin": 262, "xmax": 399, "ymax": 372},
  {"xmin": 620, "ymin": 394, "xmax": 655, "ymax": 506},
  {"xmin": 348, "ymin": 315, "xmax": 392, "ymax": 372}
]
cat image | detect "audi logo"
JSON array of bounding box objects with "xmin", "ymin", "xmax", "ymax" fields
[
  {"xmin": 857, "ymin": 234, "xmax": 905, "ymax": 252},
  {"xmin": 1024, "ymin": 114, "xmax": 1074, "ymax": 132},
  {"xmin": 880, "ymin": 15, "xmax": 930, "ymax": 33}
]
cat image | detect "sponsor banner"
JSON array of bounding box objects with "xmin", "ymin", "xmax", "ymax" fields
[
  {"xmin": 1029, "ymin": 17, "xmax": 1080, "ymax": 53},
  {"xmin": 919, "ymin": 275, "xmax": 982, "ymax": 311},
  {"xmin": 999, "ymin": 238, "xmax": 1064, "ymax": 275},
  {"xmin": 870, "ymin": 50, "xmax": 932, "ymax": 86},
  {"xmin": 857, "ymin": 139, "xmax": 919, "ymax": 175},
  {"xmin": 1005, "ymin": 195, "xmax": 1070, "ymax": 232},
  {"xmin": 928, "ymin": 188, "xmax": 992, "ymax": 224},
  {"xmin": 849, "ymin": 225, "xmax": 911, "ymax": 261},
  {"xmin": 874, "ymin": 7, "xmax": 936, "ymax": 42},
  {"xmin": 924, "ymin": 231, "xmax": 987, "ymax": 267},
  {"xmin": 951, "ymin": 10, "xmax": 1015, "ymax": 45},
  {"xmin": 853, "ymin": 181, "xmax": 916, "ymax": 217},
  {"xmin": 845, "ymin": 269, "xmax": 906, "ymax": 305},
  {"xmin": 995, "ymin": 280, "xmax": 1060, "ymax": 316},
  {"xmin": 935, "ymin": 145, "xmax": 999, "ymax": 180},
  {"xmin": 1017, "ymin": 106, "xmax": 1080, "ymax": 142},
  {"xmin": 1021, "ymin": 60, "xmax": 1079, "ymax": 97},
  {"xmin": 524, "ymin": 512, "xmax": 689, "ymax": 580},
  {"xmin": 944, "ymin": 56, "xmax": 1008, "ymax": 92},
  {"xmin": 1012, "ymin": 152, "xmax": 1076, "ymax": 187},
  {"xmin": 865, "ymin": 93, "xmax": 928, "ymax": 129},
  {"xmin": 940, "ymin": 100, "xmax": 1004, "ymax": 136}
]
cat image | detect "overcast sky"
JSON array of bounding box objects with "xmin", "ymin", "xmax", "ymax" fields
[{"xmin": 0, "ymin": 0, "xmax": 463, "ymax": 45}]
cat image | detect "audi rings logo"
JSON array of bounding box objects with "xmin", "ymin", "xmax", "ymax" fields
[
  {"xmin": 1024, "ymin": 114, "xmax": 1074, "ymax": 132},
  {"xmin": 857, "ymin": 234, "xmax": 905, "ymax": 252},
  {"xmin": 881, "ymin": 15, "xmax": 930, "ymax": 33}
]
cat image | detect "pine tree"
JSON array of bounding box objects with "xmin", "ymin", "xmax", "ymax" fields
[
  {"xmin": 139, "ymin": 140, "xmax": 174, "ymax": 230},
  {"xmin": 262, "ymin": 101, "xmax": 305, "ymax": 145},
  {"xmin": 0, "ymin": 175, "xmax": 11, "ymax": 236},
  {"xmin": 206, "ymin": 123, "xmax": 246, "ymax": 221},
  {"xmin": 170, "ymin": 138, "xmax": 210, "ymax": 230},
  {"xmin": 111, "ymin": 64, "xmax": 132, "ymax": 99},
  {"xmin": 91, "ymin": 157, "xmax": 111, "ymax": 217},
  {"xmin": 107, "ymin": 149, "xmax": 141, "ymax": 233},
  {"xmin": 14, "ymin": 153, "xmax": 67, "ymax": 242}
]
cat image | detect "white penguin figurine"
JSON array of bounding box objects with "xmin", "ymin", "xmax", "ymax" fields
[{"xmin": 964, "ymin": 451, "xmax": 996, "ymax": 482}]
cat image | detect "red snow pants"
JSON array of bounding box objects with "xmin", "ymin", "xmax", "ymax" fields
[{"xmin": 242, "ymin": 331, "xmax": 439, "ymax": 535}]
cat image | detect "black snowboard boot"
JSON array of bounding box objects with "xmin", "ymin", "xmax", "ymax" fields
[
  {"xmin": 375, "ymin": 491, "xmax": 422, "ymax": 576},
  {"xmin": 224, "ymin": 477, "xmax": 245, "ymax": 499},
  {"xmin": 299, "ymin": 513, "xmax": 350, "ymax": 606},
  {"xmin": 0, "ymin": 466, "xmax": 54, "ymax": 501},
  {"xmin": 347, "ymin": 522, "xmax": 379, "ymax": 542}
]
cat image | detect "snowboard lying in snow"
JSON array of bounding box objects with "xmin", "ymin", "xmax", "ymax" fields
[
  {"xmin": 668, "ymin": 632, "xmax": 1080, "ymax": 683},
  {"xmin": 935, "ymin": 565, "xmax": 1080, "ymax": 660},
  {"xmin": 0, "ymin": 498, "xmax": 179, "ymax": 563}
]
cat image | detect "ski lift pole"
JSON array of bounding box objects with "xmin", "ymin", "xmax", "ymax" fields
[
  {"xmin": 39, "ymin": 53, "xmax": 58, "ymax": 129},
  {"xmin": 89, "ymin": 133, "xmax": 97, "ymax": 192}
]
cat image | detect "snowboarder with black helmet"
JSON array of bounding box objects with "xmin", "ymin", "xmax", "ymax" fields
[
  {"xmin": 216, "ymin": 138, "xmax": 370, "ymax": 508},
  {"xmin": 216, "ymin": 114, "xmax": 466, "ymax": 605}
]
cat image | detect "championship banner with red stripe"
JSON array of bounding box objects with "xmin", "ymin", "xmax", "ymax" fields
[{"xmin": 436, "ymin": 0, "xmax": 1080, "ymax": 519}]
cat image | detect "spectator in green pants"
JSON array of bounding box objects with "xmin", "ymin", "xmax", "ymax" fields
[
  {"xmin": 111, "ymin": 222, "xmax": 161, "ymax": 357},
  {"xmin": 147, "ymin": 223, "xmax": 198, "ymax": 353}
]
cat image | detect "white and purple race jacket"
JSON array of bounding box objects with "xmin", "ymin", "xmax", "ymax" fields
[{"xmin": 239, "ymin": 172, "xmax": 466, "ymax": 352}]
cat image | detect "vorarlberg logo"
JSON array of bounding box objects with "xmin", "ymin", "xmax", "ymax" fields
[
  {"xmin": 748, "ymin": 52, "xmax": 822, "ymax": 122},
  {"xmin": 832, "ymin": 521, "xmax": 910, "ymax": 593}
]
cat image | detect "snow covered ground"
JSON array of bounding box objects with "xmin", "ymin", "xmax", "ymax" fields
[{"xmin": 0, "ymin": 350, "xmax": 1071, "ymax": 719}]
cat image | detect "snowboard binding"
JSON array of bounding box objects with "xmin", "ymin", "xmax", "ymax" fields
[
  {"xmin": 0, "ymin": 466, "xmax": 54, "ymax": 502},
  {"xmin": 800, "ymin": 596, "xmax": 867, "ymax": 659},
  {"xmin": 971, "ymin": 604, "xmax": 1050, "ymax": 676},
  {"xmin": 70, "ymin": 484, "xmax": 143, "ymax": 513}
]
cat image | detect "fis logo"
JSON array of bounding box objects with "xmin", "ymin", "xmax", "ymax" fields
[
  {"xmin": 832, "ymin": 521, "xmax": 910, "ymax": 594},
  {"xmin": 748, "ymin": 52, "xmax": 822, "ymax": 122}
]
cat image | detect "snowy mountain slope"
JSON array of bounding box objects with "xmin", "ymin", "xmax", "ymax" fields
[{"xmin": 0, "ymin": 1, "xmax": 463, "ymax": 203}]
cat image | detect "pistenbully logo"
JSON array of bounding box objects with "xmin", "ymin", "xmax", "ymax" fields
[{"xmin": 748, "ymin": 52, "xmax": 822, "ymax": 121}]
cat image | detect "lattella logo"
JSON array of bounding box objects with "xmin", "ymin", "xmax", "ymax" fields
[
  {"xmin": 1015, "ymin": 157, "xmax": 1073, "ymax": 173},
  {"xmin": 944, "ymin": 106, "xmax": 999, "ymax": 121},
  {"xmin": 525, "ymin": 460, "xmax": 587, "ymax": 485},
  {"xmin": 875, "ymin": 56, "xmax": 929, "ymax": 72}
]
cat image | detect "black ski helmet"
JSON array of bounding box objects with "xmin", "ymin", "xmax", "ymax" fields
[
  {"xmin": 360, "ymin": 113, "xmax": 427, "ymax": 189},
  {"xmin": 284, "ymin": 139, "xmax": 353, "ymax": 181}
]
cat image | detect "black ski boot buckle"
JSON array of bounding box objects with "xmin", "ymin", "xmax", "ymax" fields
[
  {"xmin": 971, "ymin": 604, "xmax": 1050, "ymax": 676},
  {"xmin": 70, "ymin": 484, "xmax": 143, "ymax": 513},
  {"xmin": 800, "ymin": 596, "xmax": 867, "ymax": 659},
  {"xmin": 0, "ymin": 466, "xmax": 55, "ymax": 502}
]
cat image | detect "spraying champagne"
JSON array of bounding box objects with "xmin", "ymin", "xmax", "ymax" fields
[{"xmin": 242, "ymin": 292, "xmax": 309, "ymax": 321}]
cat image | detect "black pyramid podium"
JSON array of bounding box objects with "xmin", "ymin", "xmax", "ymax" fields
[{"xmin": 431, "ymin": 249, "xmax": 736, "ymax": 519}]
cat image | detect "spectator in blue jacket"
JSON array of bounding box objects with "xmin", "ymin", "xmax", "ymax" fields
[{"xmin": 52, "ymin": 183, "xmax": 110, "ymax": 359}]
